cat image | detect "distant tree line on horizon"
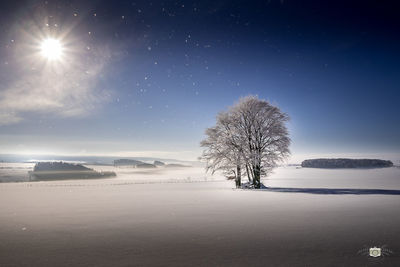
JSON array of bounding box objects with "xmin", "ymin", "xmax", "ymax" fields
[
  {"xmin": 301, "ymin": 158, "xmax": 393, "ymax": 169},
  {"xmin": 30, "ymin": 162, "xmax": 116, "ymax": 181},
  {"xmin": 113, "ymin": 159, "xmax": 189, "ymax": 168}
]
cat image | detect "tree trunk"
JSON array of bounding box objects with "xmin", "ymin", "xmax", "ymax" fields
[
  {"xmin": 253, "ymin": 164, "xmax": 261, "ymax": 189},
  {"xmin": 252, "ymin": 164, "xmax": 256, "ymax": 187},
  {"xmin": 236, "ymin": 165, "xmax": 241, "ymax": 188},
  {"xmin": 245, "ymin": 164, "xmax": 252, "ymax": 182}
]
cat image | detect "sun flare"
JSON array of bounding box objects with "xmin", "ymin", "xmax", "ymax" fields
[{"xmin": 40, "ymin": 38, "xmax": 63, "ymax": 60}]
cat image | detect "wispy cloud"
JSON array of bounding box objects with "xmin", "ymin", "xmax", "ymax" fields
[
  {"xmin": 0, "ymin": 52, "xmax": 111, "ymax": 125},
  {"xmin": 0, "ymin": 112, "xmax": 23, "ymax": 125}
]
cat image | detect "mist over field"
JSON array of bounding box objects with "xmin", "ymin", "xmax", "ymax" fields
[{"xmin": 1, "ymin": 162, "xmax": 400, "ymax": 188}]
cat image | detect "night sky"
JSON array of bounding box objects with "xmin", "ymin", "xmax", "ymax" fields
[{"xmin": 0, "ymin": 0, "xmax": 399, "ymax": 162}]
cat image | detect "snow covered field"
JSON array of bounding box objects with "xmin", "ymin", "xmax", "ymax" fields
[{"xmin": 0, "ymin": 165, "xmax": 399, "ymax": 266}]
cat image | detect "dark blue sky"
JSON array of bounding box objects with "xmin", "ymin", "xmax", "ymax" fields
[{"xmin": 0, "ymin": 0, "xmax": 399, "ymax": 161}]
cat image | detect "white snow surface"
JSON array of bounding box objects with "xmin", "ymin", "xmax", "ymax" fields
[{"xmin": 0, "ymin": 164, "xmax": 399, "ymax": 266}]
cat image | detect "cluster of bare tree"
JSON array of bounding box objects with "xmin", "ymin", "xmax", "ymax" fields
[{"xmin": 200, "ymin": 96, "xmax": 290, "ymax": 188}]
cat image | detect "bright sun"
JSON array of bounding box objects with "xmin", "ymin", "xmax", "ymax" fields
[{"xmin": 40, "ymin": 38, "xmax": 63, "ymax": 60}]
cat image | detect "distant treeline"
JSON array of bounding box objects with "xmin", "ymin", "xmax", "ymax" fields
[
  {"xmin": 30, "ymin": 162, "xmax": 116, "ymax": 181},
  {"xmin": 301, "ymin": 158, "xmax": 393, "ymax": 169},
  {"xmin": 113, "ymin": 159, "xmax": 189, "ymax": 168},
  {"xmin": 113, "ymin": 159, "xmax": 144, "ymax": 166},
  {"xmin": 33, "ymin": 162, "xmax": 90, "ymax": 172}
]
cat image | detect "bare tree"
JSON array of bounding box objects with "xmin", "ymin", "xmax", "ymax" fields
[
  {"xmin": 200, "ymin": 95, "xmax": 290, "ymax": 189},
  {"xmin": 200, "ymin": 111, "xmax": 245, "ymax": 187},
  {"xmin": 231, "ymin": 96, "xmax": 290, "ymax": 188}
]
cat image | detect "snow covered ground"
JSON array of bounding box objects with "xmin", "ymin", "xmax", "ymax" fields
[
  {"xmin": 266, "ymin": 166, "xmax": 400, "ymax": 190},
  {"xmin": 0, "ymin": 165, "xmax": 399, "ymax": 266}
]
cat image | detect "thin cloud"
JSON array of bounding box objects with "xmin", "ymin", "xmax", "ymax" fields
[
  {"xmin": 0, "ymin": 50, "xmax": 111, "ymax": 125},
  {"xmin": 0, "ymin": 112, "xmax": 22, "ymax": 126}
]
